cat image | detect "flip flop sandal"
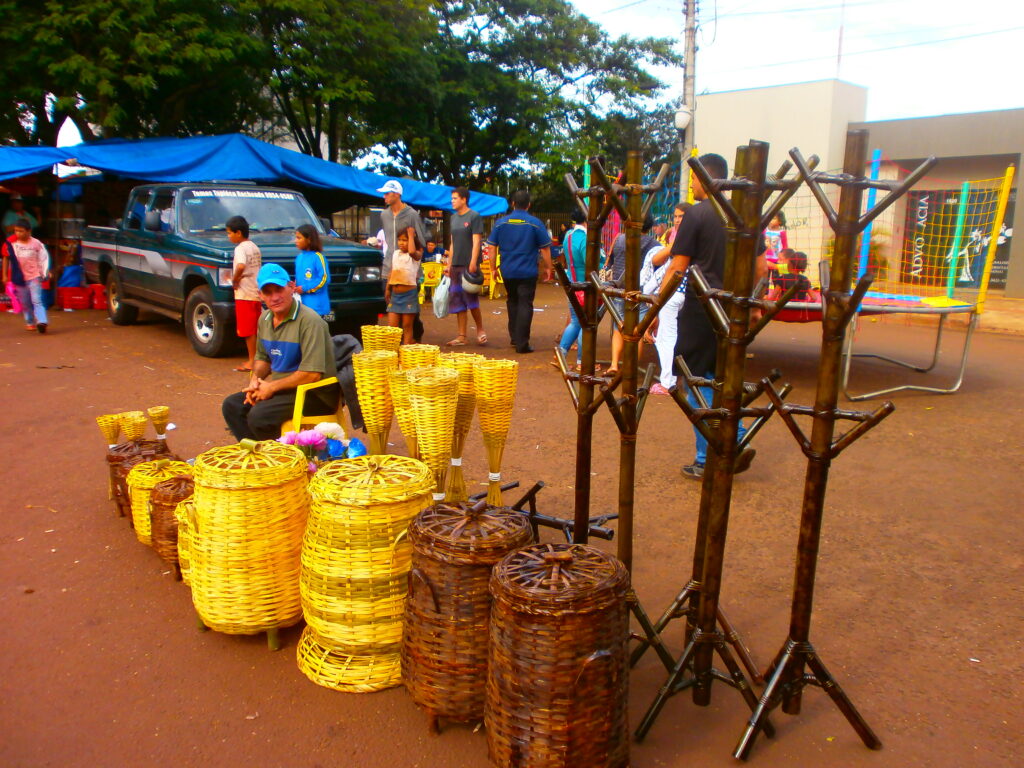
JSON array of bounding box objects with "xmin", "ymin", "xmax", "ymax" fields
[
  {"xmin": 446, "ymin": 336, "xmax": 468, "ymax": 346},
  {"xmin": 477, "ymin": 331, "xmax": 488, "ymax": 344}
]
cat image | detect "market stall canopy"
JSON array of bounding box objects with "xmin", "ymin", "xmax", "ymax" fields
[{"xmin": 0, "ymin": 133, "xmax": 508, "ymax": 216}]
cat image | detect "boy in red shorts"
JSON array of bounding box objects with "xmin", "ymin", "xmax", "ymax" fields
[{"xmin": 227, "ymin": 215, "xmax": 262, "ymax": 372}]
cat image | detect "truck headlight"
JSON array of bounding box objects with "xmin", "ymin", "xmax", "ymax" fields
[
  {"xmin": 217, "ymin": 268, "xmax": 234, "ymax": 287},
  {"xmin": 351, "ymin": 266, "xmax": 381, "ymax": 282}
]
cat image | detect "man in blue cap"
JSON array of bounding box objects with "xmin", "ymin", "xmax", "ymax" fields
[{"xmin": 222, "ymin": 263, "xmax": 339, "ymax": 440}]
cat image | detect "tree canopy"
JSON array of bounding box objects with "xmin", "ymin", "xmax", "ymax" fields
[{"xmin": 1, "ymin": 0, "xmax": 681, "ymax": 203}]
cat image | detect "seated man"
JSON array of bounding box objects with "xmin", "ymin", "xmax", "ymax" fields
[{"xmin": 222, "ymin": 263, "xmax": 339, "ymax": 441}]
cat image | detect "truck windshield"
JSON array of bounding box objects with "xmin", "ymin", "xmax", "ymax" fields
[{"xmin": 179, "ymin": 188, "xmax": 321, "ymax": 234}]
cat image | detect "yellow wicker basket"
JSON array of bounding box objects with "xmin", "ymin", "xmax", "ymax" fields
[
  {"xmin": 298, "ymin": 455, "xmax": 433, "ymax": 691},
  {"xmin": 474, "ymin": 359, "xmax": 519, "ymax": 504},
  {"xmin": 352, "ymin": 350, "xmax": 399, "ymax": 455},
  {"xmin": 175, "ymin": 498, "xmax": 195, "ymax": 585},
  {"xmin": 398, "ymin": 343, "xmax": 440, "ymax": 370},
  {"xmin": 119, "ymin": 410, "xmax": 148, "ymax": 441},
  {"xmin": 147, "ymin": 405, "xmax": 170, "ymax": 439},
  {"xmin": 388, "ymin": 368, "xmax": 419, "ymax": 459},
  {"xmin": 125, "ymin": 459, "xmax": 193, "ymax": 546},
  {"xmin": 297, "ymin": 626, "xmax": 403, "ymax": 693},
  {"xmin": 190, "ymin": 440, "xmax": 310, "ymax": 635},
  {"xmin": 96, "ymin": 414, "xmax": 121, "ymax": 448},
  {"xmin": 439, "ymin": 352, "xmax": 483, "ymax": 502},
  {"xmin": 361, "ymin": 325, "xmax": 403, "ymax": 353},
  {"xmin": 407, "ymin": 367, "xmax": 459, "ymax": 504}
]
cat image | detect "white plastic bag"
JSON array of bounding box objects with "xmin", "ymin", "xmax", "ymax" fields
[{"xmin": 432, "ymin": 275, "xmax": 451, "ymax": 319}]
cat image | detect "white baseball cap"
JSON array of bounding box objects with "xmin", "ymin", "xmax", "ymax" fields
[{"xmin": 376, "ymin": 179, "xmax": 403, "ymax": 196}]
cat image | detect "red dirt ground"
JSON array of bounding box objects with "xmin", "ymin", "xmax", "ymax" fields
[{"xmin": 2, "ymin": 283, "xmax": 1022, "ymax": 767}]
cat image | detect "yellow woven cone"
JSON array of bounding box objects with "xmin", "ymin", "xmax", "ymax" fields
[
  {"xmin": 398, "ymin": 343, "xmax": 439, "ymax": 370},
  {"xmin": 388, "ymin": 369, "xmax": 419, "ymax": 459},
  {"xmin": 96, "ymin": 414, "xmax": 121, "ymax": 447},
  {"xmin": 352, "ymin": 350, "xmax": 398, "ymax": 454},
  {"xmin": 474, "ymin": 359, "xmax": 518, "ymax": 504},
  {"xmin": 362, "ymin": 325, "xmax": 403, "ymax": 353},
  {"xmin": 407, "ymin": 367, "xmax": 458, "ymax": 504},
  {"xmin": 298, "ymin": 455, "xmax": 433, "ymax": 691},
  {"xmin": 125, "ymin": 459, "xmax": 193, "ymax": 546},
  {"xmin": 439, "ymin": 352, "xmax": 483, "ymax": 502},
  {"xmin": 147, "ymin": 405, "xmax": 170, "ymax": 438},
  {"xmin": 190, "ymin": 440, "xmax": 310, "ymax": 634},
  {"xmin": 119, "ymin": 410, "xmax": 148, "ymax": 441}
]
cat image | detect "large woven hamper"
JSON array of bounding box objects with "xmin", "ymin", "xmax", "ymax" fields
[
  {"xmin": 402, "ymin": 500, "xmax": 533, "ymax": 729},
  {"xmin": 149, "ymin": 475, "xmax": 195, "ymax": 579},
  {"xmin": 190, "ymin": 439, "xmax": 309, "ymax": 636},
  {"xmin": 486, "ymin": 543, "xmax": 631, "ymax": 768},
  {"xmin": 106, "ymin": 439, "xmax": 175, "ymax": 518},
  {"xmin": 126, "ymin": 459, "xmax": 193, "ymax": 546},
  {"xmin": 297, "ymin": 455, "xmax": 434, "ymax": 692}
]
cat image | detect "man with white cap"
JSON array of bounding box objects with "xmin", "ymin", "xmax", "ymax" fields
[
  {"xmin": 378, "ymin": 179, "xmax": 427, "ymax": 340},
  {"xmin": 221, "ymin": 263, "xmax": 339, "ymax": 441}
]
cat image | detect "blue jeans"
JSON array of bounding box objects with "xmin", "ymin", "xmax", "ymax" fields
[
  {"xmin": 689, "ymin": 380, "xmax": 746, "ymax": 465},
  {"xmin": 559, "ymin": 306, "xmax": 582, "ymax": 364},
  {"xmin": 23, "ymin": 278, "xmax": 47, "ymax": 326}
]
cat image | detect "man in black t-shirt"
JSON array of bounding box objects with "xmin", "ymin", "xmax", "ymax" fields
[{"xmin": 661, "ymin": 153, "xmax": 754, "ymax": 480}]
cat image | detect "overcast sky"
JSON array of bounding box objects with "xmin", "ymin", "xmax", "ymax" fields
[{"xmin": 575, "ymin": 0, "xmax": 1024, "ymax": 121}]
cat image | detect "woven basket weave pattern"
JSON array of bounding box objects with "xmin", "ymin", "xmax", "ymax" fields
[
  {"xmin": 126, "ymin": 460, "xmax": 193, "ymax": 546},
  {"xmin": 175, "ymin": 499, "xmax": 195, "ymax": 585},
  {"xmin": 149, "ymin": 475, "xmax": 194, "ymax": 576},
  {"xmin": 439, "ymin": 353, "xmax": 483, "ymax": 502},
  {"xmin": 388, "ymin": 369, "xmax": 419, "ymax": 459},
  {"xmin": 474, "ymin": 359, "xmax": 519, "ymax": 504},
  {"xmin": 485, "ymin": 543, "xmax": 630, "ymax": 768},
  {"xmin": 398, "ymin": 343, "xmax": 440, "ymax": 370},
  {"xmin": 298, "ymin": 456, "xmax": 433, "ymax": 692},
  {"xmin": 107, "ymin": 440, "xmax": 176, "ymax": 517},
  {"xmin": 407, "ymin": 367, "xmax": 458, "ymax": 498},
  {"xmin": 361, "ymin": 325, "xmax": 403, "ymax": 353},
  {"xmin": 352, "ymin": 350, "xmax": 398, "ymax": 454},
  {"xmin": 190, "ymin": 441, "xmax": 309, "ymax": 634},
  {"xmin": 402, "ymin": 502, "xmax": 534, "ymax": 723}
]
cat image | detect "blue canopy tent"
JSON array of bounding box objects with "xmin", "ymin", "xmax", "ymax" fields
[{"xmin": 0, "ymin": 133, "xmax": 508, "ymax": 216}]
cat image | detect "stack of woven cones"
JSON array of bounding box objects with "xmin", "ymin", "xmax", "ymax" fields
[
  {"xmin": 407, "ymin": 367, "xmax": 458, "ymax": 504},
  {"xmin": 352, "ymin": 350, "xmax": 399, "ymax": 454},
  {"xmin": 474, "ymin": 360, "xmax": 518, "ymax": 505},
  {"xmin": 439, "ymin": 352, "xmax": 483, "ymax": 502}
]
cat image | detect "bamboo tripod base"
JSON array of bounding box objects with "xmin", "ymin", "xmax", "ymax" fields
[{"xmin": 734, "ymin": 638, "xmax": 882, "ymax": 760}]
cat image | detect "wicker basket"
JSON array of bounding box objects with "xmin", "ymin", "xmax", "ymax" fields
[
  {"xmin": 402, "ymin": 500, "xmax": 534, "ymax": 727},
  {"xmin": 439, "ymin": 352, "xmax": 483, "ymax": 502},
  {"xmin": 407, "ymin": 367, "xmax": 458, "ymax": 503},
  {"xmin": 106, "ymin": 439, "xmax": 176, "ymax": 518},
  {"xmin": 149, "ymin": 475, "xmax": 195, "ymax": 579},
  {"xmin": 388, "ymin": 368, "xmax": 419, "ymax": 459},
  {"xmin": 361, "ymin": 325, "xmax": 403, "ymax": 353},
  {"xmin": 398, "ymin": 343, "xmax": 440, "ymax": 370},
  {"xmin": 352, "ymin": 350, "xmax": 399, "ymax": 455},
  {"xmin": 297, "ymin": 627, "xmax": 403, "ymax": 693},
  {"xmin": 118, "ymin": 410, "xmax": 148, "ymax": 441},
  {"xmin": 298, "ymin": 455, "xmax": 434, "ymax": 692},
  {"xmin": 190, "ymin": 439, "xmax": 309, "ymax": 635},
  {"xmin": 126, "ymin": 459, "xmax": 193, "ymax": 546},
  {"xmin": 486, "ymin": 543, "xmax": 631, "ymax": 768},
  {"xmin": 474, "ymin": 359, "xmax": 519, "ymax": 505},
  {"xmin": 175, "ymin": 499, "xmax": 196, "ymax": 585}
]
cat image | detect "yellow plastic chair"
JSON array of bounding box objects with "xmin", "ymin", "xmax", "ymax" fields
[
  {"xmin": 418, "ymin": 261, "xmax": 444, "ymax": 304},
  {"xmin": 280, "ymin": 377, "xmax": 349, "ymax": 437},
  {"xmin": 490, "ymin": 252, "xmax": 506, "ymax": 300}
]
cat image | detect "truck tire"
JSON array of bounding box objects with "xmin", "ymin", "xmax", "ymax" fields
[
  {"xmin": 185, "ymin": 285, "xmax": 232, "ymax": 357},
  {"xmin": 106, "ymin": 273, "xmax": 139, "ymax": 325}
]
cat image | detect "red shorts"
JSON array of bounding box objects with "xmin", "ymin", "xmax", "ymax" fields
[{"xmin": 235, "ymin": 299, "xmax": 262, "ymax": 337}]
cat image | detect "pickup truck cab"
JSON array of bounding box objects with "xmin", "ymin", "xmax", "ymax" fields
[{"xmin": 82, "ymin": 183, "xmax": 385, "ymax": 356}]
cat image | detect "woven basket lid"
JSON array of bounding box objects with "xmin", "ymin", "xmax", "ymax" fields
[
  {"xmin": 409, "ymin": 499, "xmax": 533, "ymax": 565},
  {"xmin": 193, "ymin": 439, "xmax": 306, "ymax": 489},
  {"xmin": 150, "ymin": 475, "xmax": 195, "ymax": 506},
  {"xmin": 106, "ymin": 439, "xmax": 167, "ymax": 463},
  {"xmin": 309, "ymin": 455, "xmax": 433, "ymax": 506},
  {"xmin": 126, "ymin": 459, "xmax": 193, "ymax": 490},
  {"xmin": 491, "ymin": 543, "xmax": 629, "ymax": 616}
]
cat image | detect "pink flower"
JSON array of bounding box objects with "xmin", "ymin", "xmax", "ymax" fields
[
  {"xmin": 278, "ymin": 431, "xmax": 299, "ymax": 445},
  {"xmin": 296, "ymin": 429, "xmax": 327, "ymax": 450}
]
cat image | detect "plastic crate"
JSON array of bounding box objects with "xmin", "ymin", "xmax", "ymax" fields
[
  {"xmin": 57, "ymin": 287, "xmax": 91, "ymax": 310},
  {"xmin": 89, "ymin": 283, "xmax": 108, "ymax": 310}
]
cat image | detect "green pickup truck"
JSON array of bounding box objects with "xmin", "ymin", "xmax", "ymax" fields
[{"xmin": 82, "ymin": 183, "xmax": 385, "ymax": 357}]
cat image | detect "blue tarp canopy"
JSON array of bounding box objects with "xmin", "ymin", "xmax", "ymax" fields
[{"xmin": 0, "ymin": 133, "xmax": 508, "ymax": 216}]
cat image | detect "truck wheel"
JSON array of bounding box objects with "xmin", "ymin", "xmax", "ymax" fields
[
  {"xmin": 185, "ymin": 285, "xmax": 231, "ymax": 357},
  {"xmin": 106, "ymin": 273, "xmax": 139, "ymax": 325}
]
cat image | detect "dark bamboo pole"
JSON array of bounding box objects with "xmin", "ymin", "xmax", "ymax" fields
[
  {"xmin": 615, "ymin": 150, "xmax": 643, "ymax": 570},
  {"xmin": 571, "ymin": 178, "xmax": 607, "ymax": 544}
]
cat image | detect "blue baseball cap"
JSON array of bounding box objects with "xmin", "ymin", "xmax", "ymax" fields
[{"xmin": 257, "ymin": 263, "xmax": 291, "ymax": 289}]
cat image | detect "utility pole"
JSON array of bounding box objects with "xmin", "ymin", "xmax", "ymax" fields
[{"xmin": 677, "ymin": 0, "xmax": 698, "ymax": 200}]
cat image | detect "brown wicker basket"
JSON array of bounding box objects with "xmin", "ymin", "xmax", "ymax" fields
[
  {"xmin": 149, "ymin": 475, "xmax": 195, "ymax": 579},
  {"xmin": 486, "ymin": 543, "xmax": 631, "ymax": 768},
  {"xmin": 402, "ymin": 500, "xmax": 534, "ymax": 729},
  {"xmin": 106, "ymin": 439, "xmax": 175, "ymax": 518}
]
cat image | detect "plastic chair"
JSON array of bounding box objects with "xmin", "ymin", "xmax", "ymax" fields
[
  {"xmin": 481, "ymin": 252, "xmax": 505, "ymax": 300},
  {"xmin": 418, "ymin": 261, "xmax": 444, "ymax": 304},
  {"xmin": 280, "ymin": 377, "xmax": 348, "ymax": 437}
]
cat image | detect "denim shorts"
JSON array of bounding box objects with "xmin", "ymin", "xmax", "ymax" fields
[{"xmin": 387, "ymin": 287, "xmax": 419, "ymax": 314}]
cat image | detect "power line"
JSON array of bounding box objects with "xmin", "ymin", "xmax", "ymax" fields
[
  {"xmin": 713, "ymin": 0, "xmax": 888, "ymax": 19},
  {"xmin": 708, "ymin": 24, "xmax": 1024, "ymax": 74},
  {"xmin": 597, "ymin": 0, "xmax": 657, "ymax": 15}
]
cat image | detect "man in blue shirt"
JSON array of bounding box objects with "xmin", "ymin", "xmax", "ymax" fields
[
  {"xmin": 485, "ymin": 189, "xmax": 552, "ymax": 353},
  {"xmin": 222, "ymin": 263, "xmax": 339, "ymax": 440}
]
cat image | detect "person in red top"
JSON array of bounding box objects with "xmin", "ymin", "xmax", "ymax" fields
[{"xmin": 5, "ymin": 218, "xmax": 50, "ymax": 333}]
